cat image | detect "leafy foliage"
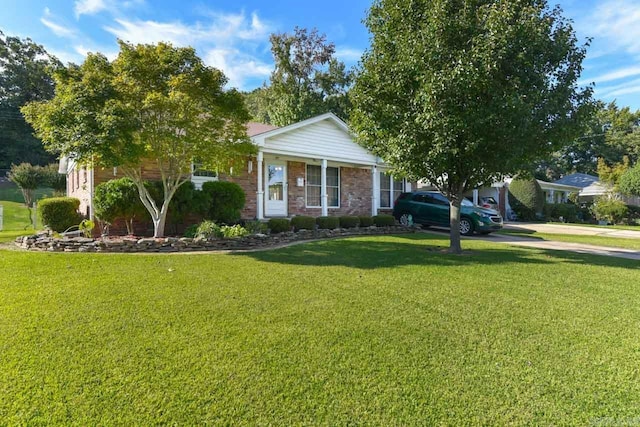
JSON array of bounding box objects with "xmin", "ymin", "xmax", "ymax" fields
[
  {"xmin": 597, "ymin": 156, "xmax": 630, "ymax": 189},
  {"xmin": 591, "ymin": 198, "xmax": 629, "ymax": 224},
  {"xmin": 201, "ymin": 181, "xmax": 245, "ymax": 225},
  {"xmin": 220, "ymin": 224, "xmax": 249, "ymax": 238},
  {"xmin": 267, "ymin": 218, "xmax": 290, "ymax": 234},
  {"xmin": 509, "ymin": 178, "xmax": 544, "ymax": 221},
  {"xmin": 619, "ymin": 163, "xmax": 640, "ymax": 197},
  {"xmin": 7, "ymin": 163, "xmax": 42, "ymax": 209},
  {"xmin": 40, "ymin": 164, "xmax": 67, "ymax": 195},
  {"xmin": 543, "ymin": 203, "xmax": 578, "ymax": 223},
  {"xmin": 358, "ymin": 216, "xmax": 374, "ymax": 227},
  {"xmin": 248, "ymin": 27, "xmax": 352, "ymax": 126},
  {"xmin": 316, "ymin": 216, "xmax": 340, "ymax": 230},
  {"xmin": 0, "ymin": 31, "xmax": 61, "ymax": 168},
  {"xmin": 38, "ymin": 197, "xmax": 82, "ymax": 232},
  {"xmin": 290, "ymin": 215, "xmax": 316, "ymax": 231},
  {"xmin": 339, "ymin": 216, "xmax": 360, "ymax": 229},
  {"xmin": 372, "ymin": 214, "xmax": 395, "ymax": 227},
  {"xmin": 350, "ymin": 0, "xmax": 592, "ymax": 252},
  {"xmin": 194, "ymin": 220, "xmax": 221, "ymax": 239},
  {"xmin": 22, "ymin": 41, "xmax": 254, "ymax": 237},
  {"xmin": 94, "ymin": 178, "xmax": 147, "ymax": 235}
]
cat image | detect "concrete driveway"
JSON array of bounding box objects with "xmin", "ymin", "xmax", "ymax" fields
[{"xmin": 503, "ymin": 222, "xmax": 640, "ymax": 239}]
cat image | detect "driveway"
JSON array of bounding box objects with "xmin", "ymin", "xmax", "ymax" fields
[{"xmin": 503, "ymin": 222, "xmax": 640, "ymax": 239}]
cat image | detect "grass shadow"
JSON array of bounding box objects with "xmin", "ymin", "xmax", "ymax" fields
[{"xmin": 233, "ymin": 233, "xmax": 639, "ymax": 270}]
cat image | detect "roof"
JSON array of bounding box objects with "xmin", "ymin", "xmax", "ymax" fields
[
  {"xmin": 246, "ymin": 122, "xmax": 279, "ymax": 137},
  {"xmin": 536, "ymin": 179, "xmax": 581, "ymax": 192},
  {"xmin": 250, "ymin": 112, "xmax": 349, "ymax": 141},
  {"xmin": 554, "ymin": 173, "xmax": 599, "ymax": 188}
]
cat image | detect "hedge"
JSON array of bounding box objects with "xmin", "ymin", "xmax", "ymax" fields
[
  {"xmin": 268, "ymin": 218, "xmax": 290, "ymax": 234},
  {"xmin": 509, "ymin": 178, "xmax": 544, "ymax": 221},
  {"xmin": 543, "ymin": 203, "xmax": 578, "ymax": 223},
  {"xmin": 291, "ymin": 215, "xmax": 316, "ymax": 231},
  {"xmin": 38, "ymin": 197, "xmax": 82, "ymax": 232},
  {"xmin": 373, "ymin": 214, "xmax": 395, "ymax": 227},
  {"xmin": 339, "ymin": 216, "xmax": 360, "ymax": 229},
  {"xmin": 201, "ymin": 181, "xmax": 245, "ymax": 224},
  {"xmin": 316, "ymin": 216, "xmax": 340, "ymax": 229},
  {"xmin": 358, "ymin": 216, "xmax": 374, "ymax": 227}
]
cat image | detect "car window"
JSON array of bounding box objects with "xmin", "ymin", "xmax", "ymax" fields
[
  {"xmin": 482, "ymin": 197, "xmax": 497, "ymax": 204},
  {"xmin": 461, "ymin": 199, "xmax": 473, "ymax": 206},
  {"xmin": 412, "ymin": 194, "xmax": 428, "ymax": 203},
  {"xmin": 432, "ymin": 193, "xmax": 450, "ymax": 205}
]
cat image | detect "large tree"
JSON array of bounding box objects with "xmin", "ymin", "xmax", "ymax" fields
[
  {"xmin": 351, "ymin": 0, "xmax": 592, "ymax": 253},
  {"xmin": 247, "ymin": 27, "xmax": 352, "ymax": 126},
  {"xmin": 23, "ymin": 41, "xmax": 254, "ymax": 238},
  {"xmin": 0, "ymin": 31, "xmax": 61, "ymax": 168}
]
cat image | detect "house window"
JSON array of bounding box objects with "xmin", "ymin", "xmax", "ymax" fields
[
  {"xmin": 306, "ymin": 165, "xmax": 340, "ymax": 208},
  {"xmin": 191, "ymin": 162, "xmax": 218, "ymax": 190},
  {"xmin": 379, "ymin": 172, "xmax": 405, "ymax": 208}
]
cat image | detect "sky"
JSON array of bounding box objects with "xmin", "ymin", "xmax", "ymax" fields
[{"xmin": 1, "ymin": 0, "xmax": 640, "ymax": 109}]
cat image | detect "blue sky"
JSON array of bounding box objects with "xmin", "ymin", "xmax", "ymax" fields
[{"xmin": 1, "ymin": 0, "xmax": 639, "ymax": 109}]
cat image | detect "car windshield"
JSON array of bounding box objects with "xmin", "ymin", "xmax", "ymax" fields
[{"xmin": 461, "ymin": 199, "xmax": 474, "ymax": 206}]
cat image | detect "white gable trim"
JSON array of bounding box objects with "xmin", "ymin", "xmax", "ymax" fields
[{"xmin": 252, "ymin": 112, "xmax": 349, "ymax": 146}]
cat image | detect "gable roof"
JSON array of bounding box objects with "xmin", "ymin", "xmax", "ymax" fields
[
  {"xmin": 554, "ymin": 173, "xmax": 599, "ymax": 188},
  {"xmin": 250, "ymin": 112, "xmax": 349, "ymax": 141},
  {"xmin": 246, "ymin": 122, "xmax": 279, "ymax": 137}
]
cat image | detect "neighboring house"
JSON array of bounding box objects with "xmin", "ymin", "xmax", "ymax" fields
[
  {"xmin": 555, "ymin": 172, "xmax": 640, "ymax": 206},
  {"xmin": 63, "ymin": 113, "xmax": 415, "ymax": 222},
  {"xmin": 536, "ymin": 179, "xmax": 580, "ymax": 204}
]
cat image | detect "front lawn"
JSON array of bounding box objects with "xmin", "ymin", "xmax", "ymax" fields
[
  {"xmin": 0, "ymin": 200, "xmax": 34, "ymax": 241},
  {"xmin": 1, "ymin": 234, "xmax": 639, "ymax": 424},
  {"xmin": 499, "ymin": 229, "xmax": 640, "ymax": 251}
]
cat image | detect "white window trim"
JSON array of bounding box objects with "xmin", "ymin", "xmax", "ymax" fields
[
  {"xmin": 305, "ymin": 164, "xmax": 340, "ymax": 209},
  {"xmin": 379, "ymin": 173, "xmax": 406, "ymax": 208},
  {"xmin": 190, "ymin": 162, "xmax": 219, "ymax": 190}
]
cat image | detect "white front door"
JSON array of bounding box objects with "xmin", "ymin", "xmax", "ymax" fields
[{"xmin": 265, "ymin": 162, "xmax": 287, "ymax": 217}]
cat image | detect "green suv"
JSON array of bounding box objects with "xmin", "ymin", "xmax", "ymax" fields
[{"xmin": 393, "ymin": 191, "xmax": 503, "ymax": 235}]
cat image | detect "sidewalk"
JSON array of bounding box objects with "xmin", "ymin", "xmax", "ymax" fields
[{"xmin": 503, "ymin": 222, "xmax": 640, "ymax": 239}]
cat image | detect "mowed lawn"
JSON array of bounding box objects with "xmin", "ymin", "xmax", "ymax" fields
[
  {"xmin": 1, "ymin": 234, "xmax": 639, "ymax": 425},
  {"xmin": 0, "ymin": 200, "xmax": 35, "ymax": 242},
  {"xmin": 498, "ymin": 229, "xmax": 640, "ymax": 251}
]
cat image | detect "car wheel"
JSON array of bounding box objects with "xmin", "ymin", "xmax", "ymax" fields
[
  {"xmin": 399, "ymin": 213, "xmax": 413, "ymax": 226},
  {"xmin": 459, "ymin": 217, "xmax": 474, "ymax": 236}
]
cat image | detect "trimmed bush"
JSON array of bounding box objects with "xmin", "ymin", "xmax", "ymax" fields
[
  {"xmin": 373, "ymin": 214, "xmax": 395, "ymax": 227},
  {"xmin": 291, "ymin": 215, "xmax": 316, "ymax": 231},
  {"xmin": 201, "ymin": 181, "xmax": 246, "ymax": 224},
  {"xmin": 339, "ymin": 216, "xmax": 360, "ymax": 229},
  {"xmin": 268, "ymin": 218, "xmax": 290, "ymax": 234},
  {"xmin": 195, "ymin": 220, "xmax": 221, "ymax": 239},
  {"xmin": 316, "ymin": 216, "xmax": 340, "ymax": 230},
  {"xmin": 96, "ymin": 178, "xmax": 147, "ymax": 235},
  {"xmin": 508, "ymin": 178, "xmax": 544, "ymax": 221},
  {"xmin": 358, "ymin": 216, "xmax": 374, "ymax": 227},
  {"xmin": 543, "ymin": 203, "xmax": 578, "ymax": 223},
  {"xmin": 38, "ymin": 197, "xmax": 82, "ymax": 232},
  {"xmin": 220, "ymin": 224, "xmax": 249, "ymax": 238},
  {"xmin": 243, "ymin": 220, "xmax": 268, "ymax": 235}
]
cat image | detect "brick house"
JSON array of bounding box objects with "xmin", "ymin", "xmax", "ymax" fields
[{"xmin": 64, "ymin": 113, "xmax": 414, "ymax": 223}]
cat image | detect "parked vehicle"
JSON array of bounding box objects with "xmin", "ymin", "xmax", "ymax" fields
[
  {"xmin": 393, "ymin": 191, "xmax": 503, "ymax": 235},
  {"xmin": 479, "ymin": 196, "xmax": 499, "ymax": 211}
]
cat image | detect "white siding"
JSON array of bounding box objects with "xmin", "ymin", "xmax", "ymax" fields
[{"xmin": 261, "ymin": 119, "xmax": 378, "ymax": 165}]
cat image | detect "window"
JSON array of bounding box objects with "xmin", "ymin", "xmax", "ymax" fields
[
  {"xmin": 306, "ymin": 165, "xmax": 340, "ymax": 208},
  {"xmin": 192, "ymin": 163, "xmax": 217, "ymax": 178},
  {"xmin": 379, "ymin": 172, "xmax": 405, "ymax": 208}
]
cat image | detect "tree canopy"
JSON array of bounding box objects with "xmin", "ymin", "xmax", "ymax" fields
[
  {"xmin": 350, "ymin": 0, "xmax": 592, "ymax": 253},
  {"xmin": 245, "ymin": 27, "xmax": 352, "ymax": 126},
  {"xmin": 22, "ymin": 41, "xmax": 254, "ymax": 237},
  {"xmin": 619, "ymin": 163, "xmax": 640, "ymax": 197},
  {"xmin": 0, "ymin": 31, "xmax": 61, "ymax": 168}
]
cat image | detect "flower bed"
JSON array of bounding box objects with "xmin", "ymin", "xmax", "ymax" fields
[{"xmin": 15, "ymin": 226, "xmax": 415, "ymax": 253}]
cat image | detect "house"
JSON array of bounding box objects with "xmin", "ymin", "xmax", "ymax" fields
[
  {"xmin": 554, "ymin": 172, "xmax": 640, "ymax": 206},
  {"xmin": 536, "ymin": 179, "xmax": 580, "ymax": 204},
  {"xmin": 63, "ymin": 113, "xmax": 414, "ymax": 224}
]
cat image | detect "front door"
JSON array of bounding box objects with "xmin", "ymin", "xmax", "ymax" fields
[{"xmin": 265, "ymin": 162, "xmax": 287, "ymax": 217}]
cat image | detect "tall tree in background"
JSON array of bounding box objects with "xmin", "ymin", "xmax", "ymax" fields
[
  {"xmin": 246, "ymin": 27, "xmax": 352, "ymax": 126},
  {"xmin": 351, "ymin": 0, "xmax": 592, "ymax": 253},
  {"xmin": 0, "ymin": 31, "xmax": 61, "ymax": 169},
  {"xmin": 23, "ymin": 41, "xmax": 254, "ymax": 238}
]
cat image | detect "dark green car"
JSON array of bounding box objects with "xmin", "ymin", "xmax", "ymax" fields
[{"xmin": 393, "ymin": 191, "xmax": 503, "ymax": 235}]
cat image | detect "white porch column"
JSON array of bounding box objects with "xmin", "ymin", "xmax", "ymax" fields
[
  {"xmin": 549, "ymin": 189, "xmax": 555, "ymax": 204},
  {"xmin": 371, "ymin": 165, "xmax": 379, "ymax": 216},
  {"xmin": 257, "ymin": 151, "xmax": 264, "ymax": 219},
  {"xmin": 472, "ymin": 189, "xmax": 479, "ymax": 205},
  {"xmin": 321, "ymin": 159, "xmax": 328, "ymax": 216}
]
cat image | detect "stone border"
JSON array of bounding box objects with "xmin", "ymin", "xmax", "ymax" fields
[{"xmin": 15, "ymin": 226, "xmax": 415, "ymax": 253}]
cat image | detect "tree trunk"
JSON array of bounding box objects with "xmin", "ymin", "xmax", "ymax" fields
[
  {"xmin": 152, "ymin": 201, "xmax": 170, "ymax": 238},
  {"xmin": 448, "ymin": 197, "xmax": 463, "ymax": 254}
]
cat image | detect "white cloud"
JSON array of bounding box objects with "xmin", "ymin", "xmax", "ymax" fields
[
  {"xmin": 335, "ymin": 47, "xmax": 362, "ymax": 63},
  {"xmin": 41, "ymin": 8, "xmax": 76, "ymax": 38},
  {"xmin": 585, "ymin": 0, "xmax": 640, "ymax": 54},
  {"xmin": 602, "ymin": 84, "xmax": 640, "ymax": 98},
  {"xmin": 103, "ymin": 10, "xmax": 274, "ymax": 89},
  {"xmin": 74, "ymin": 0, "xmax": 107, "ymax": 18},
  {"xmin": 580, "ymin": 65, "xmax": 640, "ymax": 85}
]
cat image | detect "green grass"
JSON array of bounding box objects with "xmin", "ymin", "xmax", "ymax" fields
[
  {"xmin": 0, "ymin": 185, "xmax": 53, "ymax": 204},
  {"xmin": 499, "ymin": 229, "xmax": 640, "ymax": 251},
  {"xmin": 1, "ymin": 234, "xmax": 639, "ymax": 424},
  {"xmin": 547, "ymin": 222, "xmax": 640, "ymax": 230},
  {"xmin": 0, "ymin": 201, "xmax": 35, "ymax": 241}
]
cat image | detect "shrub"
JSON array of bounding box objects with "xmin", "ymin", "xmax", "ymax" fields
[
  {"xmin": 194, "ymin": 220, "xmax": 221, "ymax": 239},
  {"xmin": 591, "ymin": 198, "xmax": 629, "ymax": 224},
  {"xmin": 291, "ymin": 215, "xmax": 316, "ymax": 231},
  {"xmin": 316, "ymin": 216, "xmax": 340, "ymax": 229},
  {"xmin": 619, "ymin": 164, "xmax": 640, "ymax": 197},
  {"xmin": 358, "ymin": 216, "xmax": 374, "ymax": 227},
  {"xmin": 201, "ymin": 181, "xmax": 245, "ymax": 224},
  {"xmin": 145, "ymin": 180, "xmax": 211, "ymax": 234},
  {"xmin": 243, "ymin": 220, "xmax": 268, "ymax": 235},
  {"xmin": 95, "ymin": 178, "xmax": 147, "ymax": 235},
  {"xmin": 220, "ymin": 224, "xmax": 249, "ymax": 238},
  {"xmin": 339, "ymin": 216, "xmax": 360, "ymax": 228},
  {"xmin": 268, "ymin": 218, "xmax": 290, "ymax": 234},
  {"xmin": 38, "ymin": 197, "xmax": 82, "ymax": 232},
  {"xmin": 508, "ymin": 178, "xmax": 544, "ymax": 221},
  {"xmin": 184, "ymin": 224, "xmax": 199, "ymax": 238},
  {"xmin": 373, "ymin": 214, "xmax": 395, "ymax": 227},
  {"xmin": 543, "ymin": 203, "xmax": 578, "ymax": 223},
  {"xmin": 41, "ymin": 163, "xmax": 67, "ymax": 195},
  {"xmin": 8, "ymin": 163, "xmax": 43, "ymax": 211}
]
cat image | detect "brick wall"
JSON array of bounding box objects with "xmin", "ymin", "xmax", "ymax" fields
[{"xmin": 219, "ymin": 160, "xmax": 257, "ymax": 220}]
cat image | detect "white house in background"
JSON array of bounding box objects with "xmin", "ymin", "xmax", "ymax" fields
[
  {"xmin": 536, "ymin": 179, "xmax": 581, "ymax": 204},
  {"xmin": 555, "ymin": 172, "xmax": 640, "ymax": 206}
]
